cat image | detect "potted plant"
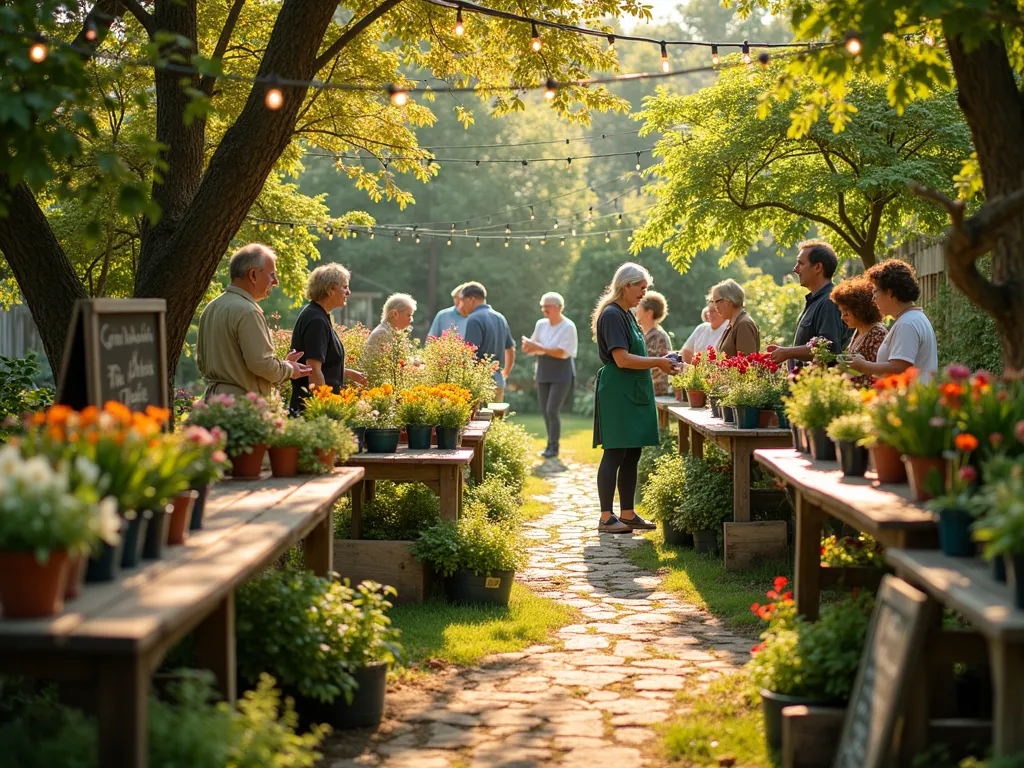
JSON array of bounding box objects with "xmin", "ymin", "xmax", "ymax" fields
[
  {"xmin": 678, "ymin": 450, "xmax": 733, "ymax": 554},
  {"xmin": 674, "ymin": 353, "xmax": 709, "ymax": 408},
  {"xmin": 782, "ymin": 368, "xmax": 860, "ymax": 462},
  {"xmin": 639, "ymin": 453, "xmax": 691, "ymax": 547},
  {"xmin": 304, "ymin": 383, "xmax": 362, "ymax": 447},
  {"xmin": 748, "ymin": 578, "xmax": 873, "ymax": 750},
  {"xmin": 921, "ymin": 433, "xmax": 980, "ymax": 557},
  {"xmin": 972, "ymin": 454, "xmax": 1024, "ymax": 598},
  {"xmin": 267, "ymin": 417, "xmax": 304, "ymax": 477},
  {"xmin": 178, "ymin": 425, "xmax": 230, "ymax": 532},
  {"xmin": 0, "ymin": 445, "xmax": 119, "ymax": 617},
  {"xmin": 359, "ymin": 384, "xmax": 402, "ymax": 453},
  {"xmin": 431, "ymin": 386, "xmax": 472, "ymax": 449},
  {"xmin": 878, "ymin": 375, "xmax": 951, "ymax": 501},
  {"xmin": 864, "ymin": 382, "xmax": 908, "ymax": 483},
  {"xmin": 398, "ymin": 387, "xmax": 435, "ymax": 449},
  {"xmin": 298, "ymin": 416, "xmax": 356, "ymax": 472},
  {"xmin": 236, "ymin": 571, "xmax": 402, "ymax": 729},
  {"xmin": 827, "ymin": 412, "xmax": 872, "ymax": 477},
  {"xmin": 958, "ymin": 370, "xmax": 1024, "ymax": 467},
  {"xmin": 187, "ymin": 393, "xmax": 277, "ymax": 479},
  {"xmin": 412, "ymin": 508, "xmax": 529, "ymax": 605},
  {"xmin": 135, "ymin": 432, "xmax": 193, "ymax": 560}
]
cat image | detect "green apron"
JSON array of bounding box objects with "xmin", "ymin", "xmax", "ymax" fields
[{"xmin": 592, "ymin": 309, "xmax": 660, "ymax": 449}]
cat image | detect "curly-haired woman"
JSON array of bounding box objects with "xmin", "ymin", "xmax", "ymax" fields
[
  {"xmin": 849, "ymin": 260, "xmax": 938, "ymax": 383},
  {"xmin": 831, "ymin": 277, "xmax": 887, "ymax": 386}
]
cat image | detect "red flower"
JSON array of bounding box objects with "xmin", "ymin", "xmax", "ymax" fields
[
  {"xmin": 990, "ymin": 433, "xmax": 1005, "ymax": 448},
  {"xmin": 751, "ymin": 643, "xmax": 764, "ymax": 655},
  {"xmin": 751, "ymin": 602, "xmax": 761, "ymax": 614},
  {"xmin": 954, "ymin": 433, "xmax": 980, "ymax": 453},
  {"xmin": 959, "ymin": 466, "xmax": 978, "ymax": 484},
  {"xmin": 773, "ymin": 576, "xmax": 789, "ymax": 592},
  {"xmin": 782, "ymin": 591, "xmax": 793, "ymax": 601},
  {"xmin": 1017, "ymin": 421, "xmax": 1024, "ymax": 444}
]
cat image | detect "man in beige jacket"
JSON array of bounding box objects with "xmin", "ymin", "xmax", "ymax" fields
[{"xmin": 197, "ymin": 243, "xmax": 312, "ymax": 398}]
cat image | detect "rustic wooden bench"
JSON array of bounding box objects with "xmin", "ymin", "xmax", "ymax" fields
[
  {"xmin": 755, "ymin": 448, "xmax": 938, "ymax": 620},
  {"xmin": 462, "ymin": 418, "xmax": 491, "ymax": 484},
  {"xmin": 0, "ymin": 468, "xmax": 363, "ymax": 768},
  {"xmin": 344, "ymin": 448, "xmax": 475, "ymax": 538}
]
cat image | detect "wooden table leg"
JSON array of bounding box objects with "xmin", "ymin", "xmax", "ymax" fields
[
  {"xmin": 195, "ymin": 593, "xmax": 237, "ymax": 704},
  {"xmin": 365, "ymin": 478, "xmax": 377, "ymax": 503},
  {"xmin": 988, "ymin": 639, "xmax": 1024, "ymax": 754},
  {"xmin": 438, "ymin": 465, "xmax": 460, "ymax": 521},
  {"xmin": 97, "ymin": 655, "xmax": 150, "ymax": 768},
  {"xmin": 471, "ymin": 441, "xmax": 484, "ymax": 484},
  {"xmin": 351, "ymin": 480, "xmax": 364, "ymax": 540},
  {"xmin": 658, "ymin": 408, "xmax": 668, "ymax": 430},
  {"xmin": 690, "ymin": 426, "xmax": 704, "ymax": 458},
  {"xmin": 677, "ymin": 418, "xmax": 688, "ymax": 455},
  {"xmin": 794, "ymin": 493, "xmax": 825, "ymax": 621},
  {"xmin": 305, "ymin": 508, "xmax": 334, "ymax": 577},
  {"xmin": 732, "ymin": 441, "xmax": 751, "ymax": 523}
]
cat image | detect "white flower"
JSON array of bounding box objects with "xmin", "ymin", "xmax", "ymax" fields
[
  {"xmin": 95, "ymin": 497, "xmax": 122, "ymax": 546},
  {"xmin": 0, "ymin": 444, "xmax": 21, "ymax": 477},
  {"xmin": 20, "ymin": 455, "xmax": 55, "ymax": 487},
  {"xmin": 75, "ymin": 455, "xmax": 101, "ymax": 486}
]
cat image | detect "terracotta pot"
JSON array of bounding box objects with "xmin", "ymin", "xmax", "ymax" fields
[
  {"xmin": 229, "ymin": 443, "xmax": 267, "ymax": 479},
  {"xmin": 316, "ymin": 448, "xmax": 337, "ymax": 471},
  {"xmin": 758, "ymin": 409, "xmax": 778, "ymax": 428},
  {"xmin": 674, "ymin": 389, "xmax": 684, "ymax": 402},
  {"xmin": 167, "ymin": 490, "xmax": 198, "ymax": 545},
  {"xmin": 269, "ymin": 445, "xmax": 300, "ymax": 477},
  {"xmin": 904, "ymin": 455, "xmax": 948, "ymax": 502},
  {"xmin": 686, "ymin": 390, "xmax": 706, "ymax": 408},
  {"xmin": 869, "ymin": 443, "xmax": 907, "ymax": 484},
  {"xmin": 0, "ymin": 550, "xmax": 70, "ymax": 618},
  {"xmin": 64, "ymin": 551, "xmax": 88, "ymax": 600}
]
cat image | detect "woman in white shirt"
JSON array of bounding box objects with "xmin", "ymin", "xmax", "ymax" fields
[
  {"xmin": 681, "ymin": 303, "xmax": 729, "ymax": 363},
  {"xmin": 522, "ymin": 292, "xmax": 578, "ymax": 458},
  {"xmin": 849, "ymin": 260, "xmax": 938, "ymax": 383}
]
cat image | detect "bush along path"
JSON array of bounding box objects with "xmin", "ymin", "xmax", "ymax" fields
[{"xmin": 324, "ymin": 459, "xmax": 753, "ymax": 768}]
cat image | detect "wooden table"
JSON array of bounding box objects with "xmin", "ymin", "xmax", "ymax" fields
[
  {"xmin": 755, "ymin": 448, "xmax": 938, "ymax": 620},
  {"xmin": 486, "ymin": 402, "xmax": 510, "ymax": 420},
  {"xmin": 886, "ymin": 550, "xmax": 1024, "ymax": 757},
  {"xmin": 345, "ymin": 448, "xmax": 475, "ymax": 538},
  {"xmin": 655, "ymin": 395, "xmax": 679, "ymax": 429},
  {"xmin": 462, "ymin": 419, "xmax": 491, "ymax": 484},
  {"xmin": 0, "ymin": 469, "xmax": 363, "ymax": 768}
]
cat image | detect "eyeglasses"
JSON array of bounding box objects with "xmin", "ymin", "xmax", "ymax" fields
[{"xmin": 710, "ymin": 298, "xmax": 728, "ymax": 305}]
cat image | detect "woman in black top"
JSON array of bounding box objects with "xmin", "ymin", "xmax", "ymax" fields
[{"xmin": 289, "ymin": 263, "xmax": 366, "ymax": 414}]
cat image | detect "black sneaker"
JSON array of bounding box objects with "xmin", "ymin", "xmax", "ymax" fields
[
  {"xmin": 618, "ymin": 513, "xmax": 656, "ymax": 530},
  {"xmin": 598, "ymin": 515, "xmax": 632, "ymax": 533}
]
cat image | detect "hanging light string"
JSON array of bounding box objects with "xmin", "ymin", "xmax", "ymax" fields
[
  {"xmin": 313, "ymin": 147, "xmax": 653, "ymax": 166},
  {"xmin": 383, "ymin": 126, "xmax": 645, "ymax": 151}
]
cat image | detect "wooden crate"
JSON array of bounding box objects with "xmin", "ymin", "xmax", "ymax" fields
[
  {"xmin": 723, "ymin": 520, "xmax": 788, "ymax": 571},
  {"xmin": 333, "ymin": 540, "xmax": 429, "ymax": 604}
]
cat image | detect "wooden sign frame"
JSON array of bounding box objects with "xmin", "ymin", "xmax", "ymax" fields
[
  {"xmin": 56, "ymin": 298, "xmax": 169, "ymax": 411},
  {"xmin": 832, "ymin": 575, "xmax": 933, "ymax": 768}
]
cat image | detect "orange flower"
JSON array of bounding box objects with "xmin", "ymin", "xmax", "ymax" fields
[
  {"xmin": 954, "ymin": 433, "xmax": 979, "ymax": 453},
  {"xmin": 145, "ymin": 405, "xmax": 171, "ymax": 424}
]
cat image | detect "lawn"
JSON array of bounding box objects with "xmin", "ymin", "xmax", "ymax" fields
[
  {"xmin": 514, "ymin": 411, "xmax": 602, "ymax": 465},
  {"xmin": 627, "ymin": 530, "xmax": 792, "ymax": 630},
  {"xmin": 388, "ymin": 584, "xmax": 578, "ymax": 675},
  {"xmin": 519, "ymin": 473, "xmax": 554, "ymax": 522}
]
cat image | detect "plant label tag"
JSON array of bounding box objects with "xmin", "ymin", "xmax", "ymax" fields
[{"xmin": 485, "ymin": 577, "xmax": 501, "ymax": 589}]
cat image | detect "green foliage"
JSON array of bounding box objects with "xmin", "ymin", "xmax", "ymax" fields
[
  {"xmin": 187, "ymin": 393, "xmax": 279, "ymax": 456},
  {"xmin": 0, "ymin": 353, "xmax": 53, "ymax": 442},
  {"xmin": 971, "ymin": 456, "xmax": 1024, "ymax": 560},
  {"xmin": 465, "ymin": 475, "xmax": 521, "ymax": 523},
  {"xmin": 928, "ymin": 278, "xmax": 1003, "ymax": 376},
  {"xmin": 638, "ymin": 452, "xmax": 687, "ymax": 526},
  {"xmin": 784, "ymin": 367, "xmax": 861, "ymax": 429},
  {"xmin": 637, "ymin": 428, "xmax": 679, "ymax": 498},
  {"xmin": 482, "ymin": 418, "xmax": 532, "ymax": 493},
  {"xmin": 820, "ymin": 533, "xmax": 885, "ymax": 568},
  {"xmin": 827, "ymin": 412, "xmax": 873, "ymax": 444},
  {"xmin": 884, "ymin": 380, "xmax": 951, "ymax": 459},
  {"xmin": 0, "ymin": 684, "xmax": 97, "ymax": 768},
  {"xmin": 269, "ymin": 416, "xmax": 355, "ymax": 474},
  {"xmin": 334, "ymin": 481, "xmax": 440, "ymax": 541},
  {"xmin": 411, "ymin": 506, "xmax": 529, "ymax": 577},
  {"xmin": 741, "ymin": 272, "xmax": 808, "ymax": 348},
  {"xmin": 236, "ymin": 571, "xmax": 401, "ymax": 705},
  {"xmin": 678, "ymin": 449, "xmax": 734, "ymax": 532}
]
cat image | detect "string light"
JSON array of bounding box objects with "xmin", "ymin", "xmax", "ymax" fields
[
  {"xmin": 543, "ymin": 78, "xmax": 557, "ymax": 100},
  {"xmin": 447, "ymin": 237, "xmax": 453, "ymax": 245},
  {"xmin": 587, "ymin": 206, "xmax": 593, "ymax": 222},
  {"xmin": 265, "ymin": 86, "xmax": 284, "ymax": 110},
  {"xmin": 451, "ymin": 222, "xmax": 457, "ymax": 233},
  {"xmin": 742, "ymin": 41, "xmax": 751, "ymax": 65},
  {"xmin": 635, "ymin": 152, "xmax": 642, "ymax": 171},
  {"xmin": 607, "ymin": 34, "xmax": 615, "ymax": 48},
  {"xmin": 541, "ymin": 234, "xmax": 547, "ymax": 245},
  {"xmin": 388, "ymin": 84, "xmax": 409, "ymax": 106},
  {"xmin": 571, "ymin": 226, "xmax": 577, "ymax": 236},
  {"xmin": 560, "ymin": 237, "xmax": 566, "ymax": 246},
  {"xmin": 844, "ymin": 32, "xmax": 862, "ymax": 55},
  {"xmin": 604, "ymin": 233, "xmax": 611, "ymax": 243},
  {"xmin": 566, "ymin": 158, "xmax": 572, "ymax": 170},
  {"xmin": 396, "ymin": 232, "xmax": 401, "ymax": 242},
  {"xmin": 530, "ymin": 206, "xmax": 536, "ymax": 220},
  {"xmin": 711, "ymin": 45, "xmax": 719, "ymax": 65},
  {"xmin": 414, "ymin": 230, "xmax": 421, "ymax": 243},
  {"xmin": 530, "ymin": 22, "xmax": 542, "ymax": 52},
  {"xmin": 504, "ymin": 237, "xmax": 510, "ymax": 247},
  {"xmin": 525, "ymin": 240, "xmax": 531, "ymax": 250},
  {"xmin": 617, "ymin": 213, "xmax": 623, "ymax": 224},
  {"xmin": 660, "ymin": 41, "xmax": 670, "ymax": 73},
  {"xmin": 475, "ymin": 237, "xmax": 481, "ymax": 247},
  {"xmin": 553, "ymin": 219, "xmax": 559, "ymax": 229},
  {"xmin": 628, "ymin": 230, "xmax": 634, "ymax": 242},
  {"xmin": 370, "ymin": 230, "xmax": 375, "ymax": 239},
  {"xmin": 505, "ymin": 223, "xmax": 511, "ymax": 234},
  {"xmin": 455, "ymin": 6, "xmax": 465, "ymax": 36},
  {"xmin": 29, "ymin": 37, "xmax": 48, "ymax": 63}
]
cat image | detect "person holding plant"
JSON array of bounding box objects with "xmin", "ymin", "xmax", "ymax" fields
[
  {"xmin": 681, "ymin": 304, "xmax": 729, "ymax": 364},
  {"xmin": 591, "ymin": 262, "xmax": 681, "ymax": 534},
  {"xmin": 288, "ymin": 263, "xmax": 367, "ymax": 415},
  {"xmin": 636, "ymin": 290, "xmax": 674, "ymax": 396},
  {"xmin": 712, "ymin": 279, "xmax": 761, "ymax": 357},
  {"xmin": 849, "ymin": 260, "xmax": 938, "ymax": 383},
  {"xmin": 198, "ymin": 244, "xmax": 313, "ymax": 399},
  {"xmin": 522, "ymin": 292, "xmax": 578, "ymax": 459},
  {"xmin": 364, "ymin": 293, "xmax": 417, "ymax": 368},
  {"xmin": 828, "ymin": 277, "xmax": 888, "ymax": 386}
]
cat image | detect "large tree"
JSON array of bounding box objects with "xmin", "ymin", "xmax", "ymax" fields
[
  {"xmin": 633, "ymin": 63, "xmax": 972, "ymax": 270},
  {"xmin": 0, "ymin": 0, "xmax": 638, "ymax": 374},
  {"xmin": 731, "ymin": 0, "xmax": 1024, "ymax": 368}
]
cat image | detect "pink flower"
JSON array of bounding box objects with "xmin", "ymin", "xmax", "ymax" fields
[
  {"xmin": 212, "ymin": 450, "xmax": 228, "ymax": 464},
  {"xmin": 184, "ymin": 426, "xmax": 216, "ymax": 446},
  {"xmin": 946, "ymin": 364, "xmax": 970, "ymax": 381},
  {"xmin": 959, "ymin": 466, "xmax": 978, "ymax": 484},
  {"xmin": 990, "ymin": 433, "xmax": 1004, "ymax": 448},
  {"xmin": 245, "ymin": 392, "xmax": 260, "ymax": 403},
  {"xmin": 1016, "ymin": 421, "xmax": 1024, "ymax": 444},
  {"xmin": 929, "ymin": 417, "xmax": 947, "ymax": 428}
]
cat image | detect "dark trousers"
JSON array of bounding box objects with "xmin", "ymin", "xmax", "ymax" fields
[
  {"xmin": 597, "ymin": 447, "xmax": 643, "ymax": 513},
  {"xmin": 537, "ymin": 380, "xmax": 572, "ymax": 452}
]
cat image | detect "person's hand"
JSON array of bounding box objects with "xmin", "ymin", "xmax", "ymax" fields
[
  {"xmin": 847, "ymin": 354, "xmax": 867, "ymax": 374},
  {"xmin": 288, "ymin": 361, "xmax": 313, "ymax": 379},
  {"xmin": 769, "ymin": 345, "xmax": 789, "ymax": 364},
  {"xmin": 653, "ymin": 358, "xmax": 680, "ymax": 375},
  {"xmin": 285, "ymin": 349, "xmax": 304, "ymax": 363},
  {"xmin": 347, "ymin": 370, "xmax": 367, "ymax": 386}
]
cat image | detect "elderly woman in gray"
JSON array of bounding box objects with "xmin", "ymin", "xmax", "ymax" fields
[
  {"xmin": 364, "ymin": 292, "xmax": 417, "ymax": 368},
  {"xmin": 522, "ymin": 292, "xmax": 578, "ymax": 459}
]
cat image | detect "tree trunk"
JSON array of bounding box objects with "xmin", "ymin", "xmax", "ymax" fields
[{"xmin": 944, "ymin": 30, "xmax": 1024, "ymax": 370}]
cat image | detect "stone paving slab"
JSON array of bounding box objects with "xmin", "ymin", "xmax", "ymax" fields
[{"xmin": 322, "ymin": 460, "xmax": 750, "ymax": 767}]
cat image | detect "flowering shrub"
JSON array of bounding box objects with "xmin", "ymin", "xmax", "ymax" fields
[
  {"xmin": 187, "ymin": 392, "xmax": 280, "ymax": 456},
  {"xmin": 179, "ymin": 425, "xmax": 230, "ymax": 488},
  {"xmin": 397, "ymin": 388, "xmax": 433, "ymax": 426},
  {"xmin": 303, "ymin": 384, "xmax": 357, "ymax": 423},
  {"xmin": 411, "ymin": 505, "xmax": 529, "ymax": 577},
  {"xmin": 941, "ymin": 366, "xmax": 1024, "ymax": 461},
  {"xmin": 826, "ymin": 412, "xmax": 872, "ymax": 444},
  {"xmin": 873, "ymin": 370, "xmax": 952, "ymax": 459},
  {"xmin": 678, "ymin": 449, "xmax": 733, "ymax": 532},
  {"xmin": 820, "ymin": 533, "xmax": 885, "ymax": 568},
  {"xmin": 807, "ymin": 336, "xmax": 838, "ymax": 366},
  {"xmin": 365, "ymin": 327, "xmax": 417, "ymax": 390},
  {"xmin": 421, "ymin": 330, "xmax": 497, "ymax": 405},
  {"xmin": 671, "ymin": 349, "xmax": 712, "ymax": 392},
  {"xmin": 714, "ymin": 352, "xmax": 786, "ymax": 409},
  {"xmin": 359, "ymin": 384, "xmax": 401, "ymax": 428},
  {"xmin": 269, "ymin": 417, "xmax": 355, "ymax": 473},
  {"xmin": 783, "ymin": 367, "xmax": 860, "ymax": 429}
]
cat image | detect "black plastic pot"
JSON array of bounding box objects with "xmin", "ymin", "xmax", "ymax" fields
[
  {"xmin": 734, "ymin": 405, "xmax": 760, "ymax": 429},
  {"xmin": 808, "ymin": 428, "xmax": 836, "ymax": 462},
  {"xmin": 406, "ymin": 425, "xmax": 433, "ymax": 450},
  {"xmin": 761, "ymin": 690, "xmax": 842, "ymax": 750},
  {"xmin": 1006, "ymin": 555, "xmax": 1024, "ymax": 610},
  {"xmin": 662, "ymin": 521, "xmax": 694, "ymax": 548},
  {"xmin": 364, "ymin": 427, "xmax": 401, "ymax": 453},
  {"xmin": 443, "ymin": 568, "xmax": 514, "ymax": 605},
  {"xmin": 292, "ymin": 662, "xmax": 388, "ymax": 730},
  {"xmin": 190, "ymin": 484, "xmax": 209, "ymax": 531},
  {"xmin": 938, "ymin": 507, "xmax": 975, "ymax": 557},
  {"xmin": 709, "ymin": 398, "xmax": 722, "ymax": 419},
  {"xmin": 120, "ymin": 511, "xmax": 152, "ymax": 568},
  {"xmin": 722, "ymin": 406, "xmax": 735, "ymax": 424},
  {"xmin": 86, "ymin": 518, "xmax": 129, "ymax": 583},
  {"xmin": 837, "ymin": 441, "xmax": 870, "ymax": 477},
  {"xmin": 143, "ymin": 504, "xmax": 173, "ymax": 560},
  {"xmin": 775, "ymin": 409, "xmax": 791, "ymax": 430},
  {"xmin": 993, "ymin": 555, "xmax": 1007, "ymax": 584},
  {"xmin": 352, "ymin": 426, "xmax": 366, "ymax": 453},
  {"xmin": 693, "ymin": 529, "xmax": 719, "ymax": 555},
  {"xmin": 436, "ymin": 426, "xmax": 461, "ymax": 450}
]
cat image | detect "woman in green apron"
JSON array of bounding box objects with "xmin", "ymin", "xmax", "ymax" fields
[{"xmin": 591, "ymin": 263, "xmax": 682, "ymax": 533}]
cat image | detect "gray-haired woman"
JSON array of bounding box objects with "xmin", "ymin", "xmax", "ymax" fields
[
  {"xmin": 364, "ymin": 292, "xmax": 417, "ymax": 366},
  {"xmin": 711, "ymin": 278, "xmax": 760, "ymax": 357},
  {"xmin": 289, "ymin": 263, "xmax": 366, "ymax": 414},
  {"xmin": 523, "ymin": 291, "xmax": 578, "ymax": 459}
]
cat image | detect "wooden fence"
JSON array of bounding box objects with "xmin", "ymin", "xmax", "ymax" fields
[
  {"xmin": 887, "ymin": 236, "xmax": 947, "ymax": 306},
  {"xmin": 0, "ymin": 304, "xmax": 44, "ymax": 360}
]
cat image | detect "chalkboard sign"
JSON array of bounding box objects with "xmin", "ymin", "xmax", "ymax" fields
[
  {"xmin": 832, "ymin": 575, "xmax": 932, "ymax": 768},
  {"xmin": 57, "ymin": 299, "xmax": 169, "ymax": 412}
]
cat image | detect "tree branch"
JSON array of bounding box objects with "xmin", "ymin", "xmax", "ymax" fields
[
  {"xmin": 200, "ymin": 0, "xmax": 247, "ymax": 96},
  {"xmin": 313, "ymin": 0, "xmax": 405, "ymax": 71},
  {"xmin": 119, "ymin": 0, "xmax": 155, "ymax": 35}
]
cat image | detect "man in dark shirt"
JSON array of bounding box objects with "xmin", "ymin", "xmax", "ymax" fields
[
  {"xmin": 767, "ymin": 240, "xmax": 850, "ymax": 366},
  {"xmin": 460, "ymin": 281, "xmax": 515, "ymax": 402}
]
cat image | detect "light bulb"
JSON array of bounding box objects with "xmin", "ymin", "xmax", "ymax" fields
[
  {"xmin": 531, "ymin": 22, "xmax": 542, "ymax": 52},
  {"xmin": 617, "ymin": 213, "xmax": 623, "ymax": 224},
  {"xmin": 560, "ymin": 238, "xmax": 566, "ymax": 247},
  {"xmin": 660, "ymin": 42, "xmax": 670, "ymax": 73},
  {"xmin": 553, "ymin": 219, "xmax": 559, "ymax": 229},
  {"xmin": 265, "ymin": 87, "xmax": 284, "ymax": 110},
  {"xmin": 388, "ymin": 85, "xmax": 409, "ymax": 106},
  {"xmin": 396, "ymin": 233, "xmax": 401, "ymax": 242},
  {"xmin": 587, "ymin": 207, "xmax": 593, "ymax": 222},
  {"xmin": 530, "ymin": 206, "xmax": 535, "ymax": 220},
  {"xmin": 711, "ymin": 45, "xmax": 719, "ymax": 66},
  {"xmin": 447, "ymin": 237, "xmax": 452, "ymax": 246},
  {"xmin": 505, "ymin": 223, "xmax": 511, "ymax": 235},
  {"xmin": 628, "ymin": 230, "xmax": 634, "ymax": 242},
  {"xmin": 29, "ymin": 41, "xmax": 48, "ymax": 63},
  {"xmin": 475, "ymin": 238, "xmax": 481, "ymax": 248},
  {"xmin": 635, "ymin": 152, "xmax": 642, "ymax": 171},
  {"xmin": 742, "ymin": 41, "xmax": 751, "ymax": 65},
  {"xmin": 541, "ymin": 235, "xmax": 547, "ymax": 245},
  {"xmin": 525, "ymin": 240, "xmax": 531, "ymax": 251},
  {"xmin": 543, "ymin": 79, "xmax": 557, "ymax": 100},
  {"xmin": 455, "ymin": 7, "xmax": 465, "ymax": 36},
  {"xmin": 571, "ymin": 227, "xmax": 577, "ymax": 236},
  {"xmin": 415, "ymin": 233, "xmax": 421, "ymax": 244},
  {"xmin": 504, "ymin": 238, "xmax": 510, "ymax": 248},
  {"xmin": 845, "ymin": 35, "xmax": 862, "ymax": 55},
  {"xmin": 370, "ymin": 231, "xmax": 375, "ymax": 239},
  {"xmin": 607, "ymin": 34, "xmax": 615, "ymax": 49},
  {"xmin": 604, "ymin": 233, "xmax": 610, "ymax": 243}
]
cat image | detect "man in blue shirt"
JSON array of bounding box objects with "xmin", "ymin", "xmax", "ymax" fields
[
  {"xmin": 427, "ymin": 283, "xmax": 469, "ymax": 338},
  {"xmin": 460, "ymin": 281, "xmax": 515, "ymax": 402}
]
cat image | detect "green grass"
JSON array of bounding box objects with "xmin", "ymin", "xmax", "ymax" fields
[
  {"xmin": 519, "ymin": 473, "xmax": 554, "ymax": 522},
  {"xmin": 388, "ymin": 584, "xmax": 578, "ymax": 673},
  {"xmin": 627, "ymin": 530, "xmax": 792, "ymax": 629},
  {"xmin": 514, "ymin": 412, "xmax": 602, "ymax": 465},
  {"xmin": 659, "ymin": 671, "xmax": 779, "ymax": 767}
]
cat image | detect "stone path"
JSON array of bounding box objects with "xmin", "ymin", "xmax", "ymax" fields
[{"xmin": 325, "ymin": 459, "xmax": 752, "ymax": 767}]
